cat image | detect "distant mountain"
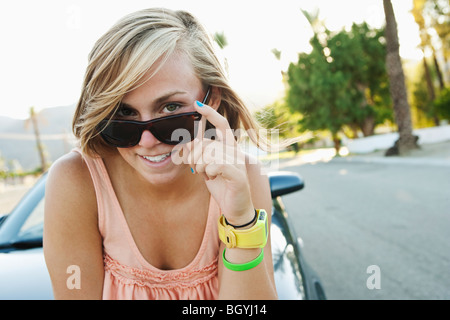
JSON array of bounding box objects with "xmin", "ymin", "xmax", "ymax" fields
[
  {"xmin": 0, "ymin": 105, "xmax": 77, "ymax": 171},
  {"xmin": 0, "ymin": 116, "xmax": 24, "ymax": 134}
]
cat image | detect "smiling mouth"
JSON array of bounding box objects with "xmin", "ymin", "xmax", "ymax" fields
[{"xmin": 141, "ymin": 151, "xmax": 172, "ymax": 163}]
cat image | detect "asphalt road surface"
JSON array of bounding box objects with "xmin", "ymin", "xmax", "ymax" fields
[{"xmin": 277, "ymin": 155, "xmax": 450, "ymax": 299}]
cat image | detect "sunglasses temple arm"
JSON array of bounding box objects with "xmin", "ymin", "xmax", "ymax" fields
[{"xmin": 202, "ymin": 86, "xmax": 212, "ymax": 105}]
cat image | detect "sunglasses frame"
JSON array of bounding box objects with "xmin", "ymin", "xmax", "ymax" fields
[{"xmin": 98, "ymin": 86, "xmax": 211, "ymax": 148}]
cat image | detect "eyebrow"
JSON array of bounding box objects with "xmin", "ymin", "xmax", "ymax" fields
[{"xmin": 119, "ymin": 90, "xmax": 188, "ymax": 110}]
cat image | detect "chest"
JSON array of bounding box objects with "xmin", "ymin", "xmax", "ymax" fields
[
  {"xmin": 118, "ymin": 189, "xmax": 211, "ymax": 270},
  {"xmin": 103, "ymin": 155, "xmax": 214, "ymax": 270}
]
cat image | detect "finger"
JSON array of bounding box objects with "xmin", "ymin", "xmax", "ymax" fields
[
  {"xmin": 189, "ymin": 138, "xmax": 204, "ymax": 173},
  {"xmin": 195, "ymin": 106, "xmax": 207, "ymax": 141},
  {"xmin": 183, "ymin": 140, "xmax": 195, "ymax": 172},
  {"xmin": 170, "ymin": 144, "xmax": 188, "ymax": 166},
  {"xmin": 190, "ymin": 138, "xmax": 219, "ymax": 174},
  {"xmin": 204, "ymin": 160, "xmax": 241, "ymax": 181},
  {"xmin": 194, "ymin": 140, "xmax": 247, "ymax": 175},
  {"xmin": 202, "ymin": 145, "xmax": 240, "ymax": 179},
  {"xmin": 184, "ymin": 119, "xmax": 204, "ymax": 170},
  {"xmin": 194, "ymin": 101, "xmax": 236, "ymax": 145}
]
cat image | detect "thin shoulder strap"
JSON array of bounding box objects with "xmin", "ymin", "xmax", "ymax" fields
[{"xmin": 71, "ymin": 148, "xmax": 112, "ymax": 236}]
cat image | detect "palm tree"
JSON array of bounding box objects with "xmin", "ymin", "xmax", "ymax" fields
[
  {"xmin": 383, "ymin": 0, "xmax": 419, "ymax": 155},
  {"xmin": 271, "ymin": 48, "xmax": 281, "ymax": 61},
  {"xmin": 300, "ymin": 8, "xmax": 325, "ymax": 36},
  {"xmin": 26, "ymin": 106, "xmax": 48, "ymax": 173},
  {"xmin": 213, "ymin": 31, "xmax": 228, "ymax": 49},
  {"xmin": 412, "ymin": 0, "xmax": 443, "ymax": 125},
  {"xmin": 213, "ymin": 31, "xmax": 229, "ymax": 75}
]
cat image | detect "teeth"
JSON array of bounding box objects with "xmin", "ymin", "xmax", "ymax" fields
[{"xmin": 142, "ymin": 152, "xmax": 171, "ymax": 163}]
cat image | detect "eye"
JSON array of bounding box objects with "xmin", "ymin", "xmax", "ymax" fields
[
  {"xmin": 162, "ymin": 103, "xmax": 182, "ymax": 113},
  {"xmin": 116, "ymin": 105, "xmax": 136, "ymax": 118}
]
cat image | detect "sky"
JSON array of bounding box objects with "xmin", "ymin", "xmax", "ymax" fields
[{"xmin": 0, "ymin": 0, "xmax": 421, "ymax": 120}]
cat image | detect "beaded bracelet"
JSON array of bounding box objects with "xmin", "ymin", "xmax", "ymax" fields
[{"xmin": 222, "ymin": 248, "xmax": 264, "ymax": 272}]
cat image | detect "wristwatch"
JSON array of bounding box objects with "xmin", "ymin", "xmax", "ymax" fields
[{"xmin": 218, "ymin": 209, "xmax": 268, "ymax": 249}]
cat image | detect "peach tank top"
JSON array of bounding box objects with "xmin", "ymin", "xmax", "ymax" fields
[{"xmin": 73, "ymin": 149, "xmax": 220, "ymax": 299}]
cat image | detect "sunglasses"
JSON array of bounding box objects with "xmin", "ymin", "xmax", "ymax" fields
[{"xmin": 98, "ymin": 87, "xmax": 211, "ymax": 148}]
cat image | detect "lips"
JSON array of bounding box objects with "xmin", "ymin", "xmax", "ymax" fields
[{"xmin": 141, "ymin": 151, "xmax": 172, "ymax": 163}]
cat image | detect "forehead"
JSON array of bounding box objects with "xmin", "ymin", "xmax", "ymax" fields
[{"xmin": 123, "ymin": 52, "xmax": 202, "ymax": 104}]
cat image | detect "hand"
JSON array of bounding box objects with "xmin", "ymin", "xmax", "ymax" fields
[{"xmin": 184, "ymin": 100, "xmax": 255, "ymax": 226}]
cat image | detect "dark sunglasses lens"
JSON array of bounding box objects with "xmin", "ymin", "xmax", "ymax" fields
[
  {"xmin": 99, "ymin": 113, "xmax": 201, "ymax": 147},
  {"xmin": 100, "ymin": 121, "xmax": 142, "ymax": 148},
  {"xmin": 152, "ymin": 113, "xmax": 200, "ymax": 145}
]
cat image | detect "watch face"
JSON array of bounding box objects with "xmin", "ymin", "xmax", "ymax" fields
[
  {"xmin": 258, "ymin": 210, "xmax": 268, "ymax": 239},
  {"xmin": 259, "ymin": 210, "xmax": 266, "ymax": 221}
]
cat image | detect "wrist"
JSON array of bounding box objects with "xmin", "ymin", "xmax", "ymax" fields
[
  {"xmin": 218, "ymin": 209, "xmax": 268, "ymax": 249},
  {"xmin": 224, "ymin": 207, "xmax": 256, "ymax": 228},
  {"xmin": 225, "ymin": 209, "xmax": 257, "ymax": 229}
]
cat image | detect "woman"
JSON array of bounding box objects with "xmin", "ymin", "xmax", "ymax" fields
[{"xmin": 44, "ymin": 8, "xmax": 277, "ymax": 300}]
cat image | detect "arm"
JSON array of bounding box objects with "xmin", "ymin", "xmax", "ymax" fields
[
  {"xmin": 43, "ymin": 152, "xmax": 104, "ymax": 299},
  {"xmin": 217, "ymin": 158, "xmax": 277, "ymax": 300},
  {"xmin": 188, "ymin": 100, "xmax": 277, "ymax": 299}
]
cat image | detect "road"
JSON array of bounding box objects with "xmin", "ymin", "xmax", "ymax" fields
[{"xmin": 277, "ymin": 154, "xmax": 450, "ymax": 299}]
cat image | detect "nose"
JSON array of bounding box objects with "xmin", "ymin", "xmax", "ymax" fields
[{"xmin": 138, "ymin": 129, "xmax": 160, "ymax": 148}]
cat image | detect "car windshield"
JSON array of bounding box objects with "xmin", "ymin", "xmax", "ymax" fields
[
  {"xmin": 0, "ymin": 174, "xmax": 46, "ymax": 249},
  {"xmin": 16, "ymin": 197, "xmax": 45, "ymax": 241}
]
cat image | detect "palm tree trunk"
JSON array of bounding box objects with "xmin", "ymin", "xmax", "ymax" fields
[
  {"xmin": 422, "ymin": 53, "xmax": 436, "ymax": 102},
  {"xmin": 383, "ymin": 0, "xmax": 419, "ymax": 155},
  {"xmin": 332, "ymin": 133, "xmax": 341, "ymax": 155},
  {"xmin": 421, "ymin": 51, "xmax": 440, "ymax": 126},
  {"xmin": 29, "ymin": 107, "xmax": 47, "ymax": 173}
]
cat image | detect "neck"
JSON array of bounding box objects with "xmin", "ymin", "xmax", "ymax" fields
[{"xmin": 143, "ymin": 169, "xmax": 207, "ymax": 202}]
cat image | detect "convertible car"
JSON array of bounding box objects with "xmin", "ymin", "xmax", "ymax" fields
[{"xmin": 0, "ymin": 170, "xmax": 326, "ymax": 300}]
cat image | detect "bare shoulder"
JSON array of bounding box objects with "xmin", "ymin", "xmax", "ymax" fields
[
  {"xmin": 45, "ymin": 151, "xmax": 97, "ymax": 219},
  {"xmin": 44, "ymin": 151, "xmax": 103, "ymax": 299},
  {"xmin": 47, "ymin": 151, "xmax": 91, "ymax": 186}
]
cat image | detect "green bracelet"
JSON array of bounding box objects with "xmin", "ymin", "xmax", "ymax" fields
[{"xmin": 222, "ymin": 248, "xmax": 264, "ymax": 271}]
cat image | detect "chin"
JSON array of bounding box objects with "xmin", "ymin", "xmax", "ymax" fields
[
  {"xmin": 143, "ymin": 168, "xmax": 186, "ymax": 186},
  {"xmin": 138, "ymin": 160, "xmax": 190, "ymax": 186},
  {"xmin": 118, "ymin": 148, "xmax": 190, "ymax": 186}
]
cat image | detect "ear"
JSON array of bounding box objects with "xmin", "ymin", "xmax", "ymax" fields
[{"xmin": 208, "ymin": 86, "xmax": 222, "ymax": 111}]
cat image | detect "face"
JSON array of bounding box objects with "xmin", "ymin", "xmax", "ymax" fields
[{"xmin": 114, "ymin": 52, "xmax": 207, "ymax": 185}]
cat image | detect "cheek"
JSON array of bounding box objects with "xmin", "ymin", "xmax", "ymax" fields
[{"xmin": 117, "ymin": 148, "xmax": 138, "ymax": 166}]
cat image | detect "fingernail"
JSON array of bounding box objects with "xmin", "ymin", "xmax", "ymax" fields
[{"xmin": 196, "ymin": 100, "xmax": 204, "ymax": 107}]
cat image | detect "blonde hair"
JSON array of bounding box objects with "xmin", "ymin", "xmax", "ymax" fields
[{"xmin": 73, "ymin": 8, "xmax": 281, "ymax": 156}]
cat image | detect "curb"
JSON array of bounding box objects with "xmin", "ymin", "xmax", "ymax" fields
[{"xmin": 330, "ymin": 155, "xmax": 450, "ymax": 167}]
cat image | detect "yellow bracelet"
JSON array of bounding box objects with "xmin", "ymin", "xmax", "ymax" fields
[{"xmin": 218, "ymin": 209, "xmax": 268, "ymax": 249}]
